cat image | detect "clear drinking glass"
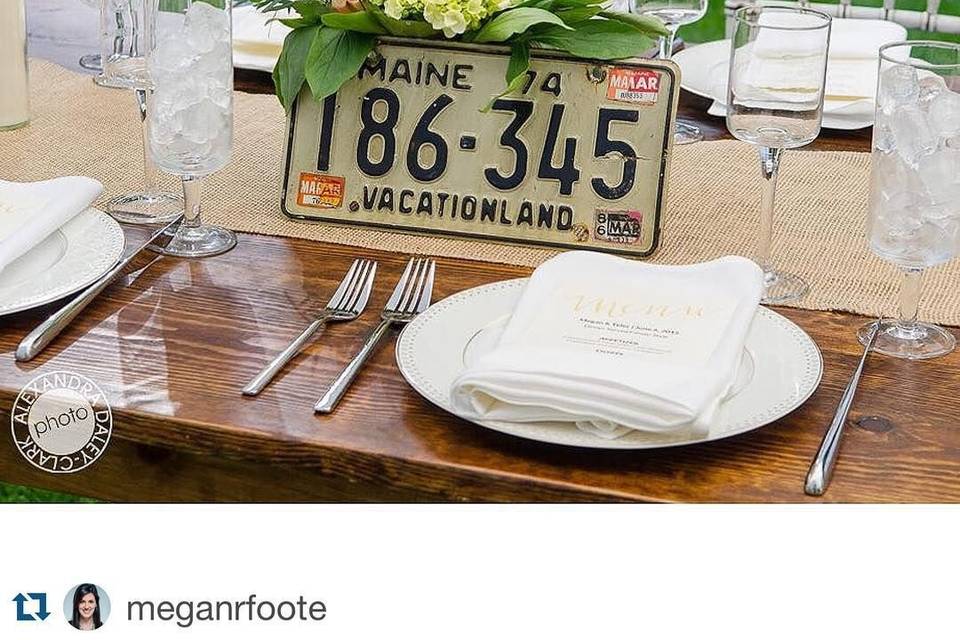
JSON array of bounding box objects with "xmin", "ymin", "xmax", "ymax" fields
[
  {"xmin": 100, "ymin": 0, "xmax": 183, "ymax": 223},
  {"xmin": 147, "ymin": 0, "xmax": 237, "ymax": 258},
  {"xmin": 77, "ymin": 0, "xmax": 102, "ymax": 70},
  {"xmin": 858, "ymin": 41, "xmax": 960, "ymax": 359},
  {"xmin": 630, "ymin": 0, "xmax": 708, "ymax": 144},
  {"xmin": 726, "ymin": 6, "xmax": 831, "ymax": 304}
]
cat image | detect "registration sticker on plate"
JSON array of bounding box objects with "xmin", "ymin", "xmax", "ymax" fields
[
  {"xmin": 296, "ymin": 173, "xmax": 345, "ymax": 209},
  {"xmin": 606, "ymin": 68, "xmax": 661, "ymax": 105},
  {"xmin": 281, "ymin": 38, "xmax": 678, "ymax": 257}
]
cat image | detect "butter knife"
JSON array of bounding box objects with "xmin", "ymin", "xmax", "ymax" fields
[
  {"xmin": 15, "ymin": 214, "xmax": 185, "ymax": 362},
  {"xmin": 804, "ymin": 318, "xmax": 882, "ymax": 496}
]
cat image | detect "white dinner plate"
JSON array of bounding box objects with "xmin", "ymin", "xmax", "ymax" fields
[
  {"xmin": 674, "ymin": 39, "xmax": 875, "ymax": 131},
  {"xmin": 397, "ymin": 279, "xmax": 823, "ymax": 450},
  {"xmin": 0, "ymin": 208, "xmax": 125, "ymax": 316}
]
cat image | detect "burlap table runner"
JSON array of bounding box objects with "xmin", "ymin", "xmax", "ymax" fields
[{"xmin": 4, "ymin": 60, "xmax": 960, "ymax": 324}]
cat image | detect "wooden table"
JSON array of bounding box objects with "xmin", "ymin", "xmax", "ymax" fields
[{"xmin": 3, "ymin": 2, "xmax": 958, "ymax": 502}]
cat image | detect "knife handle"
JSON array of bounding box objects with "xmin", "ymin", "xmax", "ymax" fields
[
  {"xmin": 15, "ymin": 250, "xmax": 140, "ymax": 362},
  {"xmin": 804, "ymin": 324, "xmax": 876, "ymax": 496}
]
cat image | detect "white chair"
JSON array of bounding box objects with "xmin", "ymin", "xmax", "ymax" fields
[{"xmin": 724, "ymin": 0, "xmax": 960, "ymax": 36}]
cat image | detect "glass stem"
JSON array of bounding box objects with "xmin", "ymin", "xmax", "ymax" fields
[
  {"xmin": 757, "ymin": 146, "xmax": 783, "ymax": 276},
  {"xmin": 137, "ymin": 87, "xmax": 160, "ymax": 196},
  {"xmin": 658, "ymin": 26, "xmax": 678, "ymax": 60},
  {"xmin": 181, "ymin": 175, "xmax": 203, "ymax": 230},
  {"xmin": 897, "ymin": 268, "xmax": 924, "ymax": 335}
]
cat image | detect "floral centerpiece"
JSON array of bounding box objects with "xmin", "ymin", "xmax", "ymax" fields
[{"xmin": 252, "ymin": 0, "xmax": 669, "ymax": 111}]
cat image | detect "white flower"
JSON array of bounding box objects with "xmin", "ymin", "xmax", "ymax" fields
[
  {"xmin": 443, "ymin": 9, "xmax": 468, "ymax": 35},
  {"xmin": 383, "ymin": 0, "xmax": 404, "ymax": 18}
]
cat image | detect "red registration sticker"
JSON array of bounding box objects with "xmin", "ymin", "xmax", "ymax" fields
[
  {"xmin": 297, "ymin": 173, "xmax": 345, "ymax": 209},
  {"xmin": 606, "ymin": 68, "xmax": 660, "ymax": 105}
]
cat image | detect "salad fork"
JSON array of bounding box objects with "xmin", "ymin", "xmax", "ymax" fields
[
  {"xmin": 314, "ymin": 256, "xmax": 436, "ymax": 413},
  {"xmin": 242, "ymin": 258, "xmax": 377, "ymax": 396}
]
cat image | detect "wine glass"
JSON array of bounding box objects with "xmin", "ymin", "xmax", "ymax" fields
[
  {"xmin": 630, "ymin": 0, "xmax": 708, "ymax": 145},
  {"xmin": 726, "ymin": 6, "xmax": 831, "ymax": 304},
  {"xmin": 147, "ymin": 0, "xmax": 237, "ymax": 258},
  {"xmin": 100, "ymin": 0, "xmax": 183, "ymax": 223},
  {"xmin": 77, "ymin": 0, "xmax": 102, "ymax": 71},
  {"xmin": 858, "ymin": 41, "xmax": 960, "ymax": 359}
]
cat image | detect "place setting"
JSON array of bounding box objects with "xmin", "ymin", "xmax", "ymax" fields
[{"xmin": 1, "ymin": 0, "xmax": 236, "ymax": 358}]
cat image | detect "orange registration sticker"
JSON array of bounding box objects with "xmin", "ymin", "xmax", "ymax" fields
[
  {"xmin": 296, "ymin": 173, "xmax": 345, "ymax": 209},
  {"xmin": 606, "ymin": 68, "xmax": 660, "ymax": 105}
]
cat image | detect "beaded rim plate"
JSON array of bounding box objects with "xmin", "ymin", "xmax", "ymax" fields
[
  {"xmin": 397, "ymin": 279, "xmax": 823, "ymax": 450},
  {"xmin": 0, "ymin": 208, "xmax": 125, "ymax": 316}
]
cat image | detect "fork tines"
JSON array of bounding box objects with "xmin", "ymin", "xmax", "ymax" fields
[
  {"xmin": 387, "ymin": 257, "xmax": 436, "ymax": 316},
  {"xmin": 329, "ymin": 258, "xmax": 376, "ymax": 314}
]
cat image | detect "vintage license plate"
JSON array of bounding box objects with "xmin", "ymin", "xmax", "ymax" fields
[{"xmin": 281, "ymin": 38, "xmax": 678, "ymax": 256}]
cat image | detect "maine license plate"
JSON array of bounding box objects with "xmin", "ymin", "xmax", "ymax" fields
[{"xmin": 281, "ymin": 38, "xmax": 678, "ymax": 256}]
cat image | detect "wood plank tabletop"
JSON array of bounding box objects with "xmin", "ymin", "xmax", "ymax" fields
[{"xmin": 2, "ymin": 1, "xmax": 957, "ymax": 502}]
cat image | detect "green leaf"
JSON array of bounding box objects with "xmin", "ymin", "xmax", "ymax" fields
[
  {"xmin": 472, "ymin": 7, "xmax": 571, "ymax": 43},
  {"xmin": 292, "ymin": 0, "xmax": 329, "ymax": 23},
  {"xmin": 278, "ymin": 17, "xmax": 314, "ymax": 28},
  {"xmin": 273, "ymin": 24, "xmax": 321, "ymax": 111},
  {"xmin": 505, "ymin": 40, "xmax": 531, "ymax": 93},
  {"xmin": 366, "ymin": 1, "xmax": 441, "ymax": 37},
  {"xmin": 304, "ymin": 28, "xmax": 377, "ymax": 101},
  {"xmin": 251, "ymin": 0, "xmax": 298, "ymax": 11},
  {"xmin": 482, "ymin": 40, "xmax": 530, "ymax": 111},
  {"xmin": 532, "ymin": 20, "xmax": 655, "ymax": 59},
  {"xmin": 555, "ymin": 6, "xmax": 603, "ymax": 24},
  {"xmin": 599, "ymin": 10, "xmax": 671, "ymax": 37},
  {"xmin": 321, "ymin": 10, "xmax": 387, "ymax": 34}
]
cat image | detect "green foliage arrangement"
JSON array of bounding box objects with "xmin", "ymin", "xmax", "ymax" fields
[{"xmin": 252, "ymin": 0, "xmax": 669, "ymax": 111}]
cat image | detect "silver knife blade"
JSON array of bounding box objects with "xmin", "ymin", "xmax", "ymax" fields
[{"xmin": 15, "ymin": 214, "xmax": 185, "ymax": 362}]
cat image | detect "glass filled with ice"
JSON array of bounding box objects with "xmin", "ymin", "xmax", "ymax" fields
[
  {"xmin": 862, "ymin": 41, "xmax": 960, "ymax": 358},
  {"xmin": 146, "ymin": 0, "xmax": 236, "ymax": 258}
]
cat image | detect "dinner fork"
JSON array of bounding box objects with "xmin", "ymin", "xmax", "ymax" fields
[
  {"xmin": 314, "ymin": 256, "xmax": 436, "ymax": 414},
  {"xmin": 242, "ymin": 258, "xmax": 377, "ymax": 397}
]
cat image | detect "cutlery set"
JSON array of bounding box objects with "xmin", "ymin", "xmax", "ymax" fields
[
  {"xmin": 13, "ymin": 243, "xmax": 436, "ymax": 415},
  {"xmin": 243, "ymin": 255, "xmax": 436, "ymax": 412}
]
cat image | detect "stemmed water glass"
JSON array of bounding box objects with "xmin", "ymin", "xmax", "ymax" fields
[
  {"xmin": 100, "ymin": 0, "xmax": 183, "ymax": 223},
  {"xmin": 630, "ymin": 0, "xmax": 708, "ymax": 145},
  {"xmin": 860, "ymin": 41, "xmax": 960, "ymax": 359},
  {"xmin": 147, "ymin": 0, "xmax": 237, "ymax": 258},
  {"xmin": 726, "ymin": 6, "xmax": 831, "ymax": 304},
  {"xmin": 77, "ymin": 0, "xmax": 102, "ymax": 71}
]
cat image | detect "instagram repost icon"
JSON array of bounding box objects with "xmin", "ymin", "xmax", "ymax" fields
[{"xmin": 10, "ymin": 371, "xmax": 112, "ymax": 473}]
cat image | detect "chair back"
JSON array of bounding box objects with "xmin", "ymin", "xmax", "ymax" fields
[{"xmin": 724, "ymin": 0, "xmax": 960, "ymax": 36}]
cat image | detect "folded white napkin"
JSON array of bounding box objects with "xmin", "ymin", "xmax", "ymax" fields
[
  {"xmin": 451, "ymin": 252, "xmax": 764, "ymax": 439},
  {"xmin": 0, "ymin": 177, "xmax": 103, "ymax": 273}
]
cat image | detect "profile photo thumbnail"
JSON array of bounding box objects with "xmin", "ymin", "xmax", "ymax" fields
[{"xmin": 64, "ymin": 583, "xmax": 111, "ymax": 631}]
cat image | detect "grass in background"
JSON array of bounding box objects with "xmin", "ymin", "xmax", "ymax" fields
[{"xmin": 0, "ymin": 482, "xmax": 96, "ymax": 503}]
